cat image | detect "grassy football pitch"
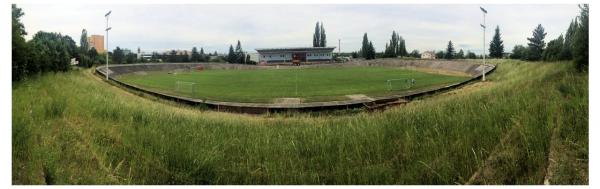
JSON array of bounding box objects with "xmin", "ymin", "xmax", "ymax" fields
[{"xmin": 118, "ymin": 66, "xmax": 470, "ymax": 103}]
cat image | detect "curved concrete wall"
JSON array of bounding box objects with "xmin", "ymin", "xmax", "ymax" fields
[{"xmin": 96, "ymin": 60, "xmax": 495, "ymax": 113}]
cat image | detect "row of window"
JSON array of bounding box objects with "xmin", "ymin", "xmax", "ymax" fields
[{"xmin": 261, "ymin": 53, "xmax": 332, "ymax": 58}]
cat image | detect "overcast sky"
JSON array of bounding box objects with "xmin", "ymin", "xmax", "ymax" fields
[{"xmin": 18, "ymin": 4, "xmax": 580, "ymax": 54}]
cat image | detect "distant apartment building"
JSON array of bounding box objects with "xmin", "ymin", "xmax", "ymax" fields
[{"xmin": 87, "ymin": 35, "xmax": 105, "ymax": 53}]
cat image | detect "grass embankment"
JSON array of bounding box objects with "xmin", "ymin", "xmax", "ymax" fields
[
  {"xmin": 12, "ymin": 60, "xmax": 587, "ymax": 184},
  {"xmin": 118, "ymin": 66, "xmax": 468, "ymax": 103}
]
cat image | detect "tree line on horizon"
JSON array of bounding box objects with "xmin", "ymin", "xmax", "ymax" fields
[{"xmin": 11, "ymin": 4, "xmax": 589, "ymax": 82}]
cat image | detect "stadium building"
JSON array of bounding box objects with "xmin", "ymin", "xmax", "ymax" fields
[{"xmin": 255, "ymin": 47, "xmax": 336, "ymax": 63}]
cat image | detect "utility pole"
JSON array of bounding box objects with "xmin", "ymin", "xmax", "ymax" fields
[
  {"xmin": 105, "ymin": 10, "xmax": 112, "ymax": 80},
  {"xmin": 338, "ymin": 39, "xmax": 341, "ymax": 54},
  {"xmin": 480, "ymin": 7, "xmax": 487, "ymax": 81}
]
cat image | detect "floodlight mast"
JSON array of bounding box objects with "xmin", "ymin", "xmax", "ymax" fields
[
  {"xmin": 105, "ymin": 10, "xmax": 111, "ymax": 80},
  {"xmin": 480, "ymin": 7, "xmax": 487, "ymax": 81}
]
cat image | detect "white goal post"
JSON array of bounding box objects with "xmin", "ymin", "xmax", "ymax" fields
[
  {"xmin": 175, "ymin": 81, "xmax": 196, "ymax": 96},
  {"xmin": 386, "ymin": 78, "xmax": 416, "ymax": 91}
]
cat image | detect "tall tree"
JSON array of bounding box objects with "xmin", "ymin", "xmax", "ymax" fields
[
  {"xmin": 489, "ymin": 26, "xmax": 504, "ymax": 58},
  {"xmin": 367, "ymin": 41, "xmax": 376, "ymax": 60},
  {"xmin": 398, "ymin": 37, "xmax": 407, "ymax": 57},
  {"xmin": 445, "ymin": 41, "xmax": 455, "ymax": 59},
  {"xmin": 320, "ymin": 22, "xmax": 326, "ymax": 47},
  {"xmin": 191, "ymin": 47, "xmax": 200, "ymax": 62},
  {"xmin": 573, "ymin": 4, "xmax": 588, "ymax": 72},
  {"xmin": 313, "ymin": 22, "xmax": 321, "ymax": 47},
  {"xmin": 235, "ymin": 40, "xmax": 245, "ymax": 63},
  {"xmin": 227, "ymin": 45, "xmax": 235, "ymax": 63},
  {"xmin": 361, "ymin": 33, "xmax": 370, "ymax": 58},
  {"xmin": 456, "ymin": 49, "xmax": 465, "ymax": 59},
  {"xmin": 80, "ymin": 29, "xmax": 89, "ymax": 52},
  {"xmin": 561, "ymin": 19, "xmax": 578, "ymax": 60},
  {"xmin": 199, "ymin": 47, "xmax": 206, "ymax": 62},
  {"xmin": 526, "ymin": 24, "xmax": 547, "ymax": 61},
  {"xmin": 384, "ymin": 31, "xmax": 400, "ymax": 58},
  {"xmin": 12, "ymin": 4, "xmax": 29, "ymax": 81},
  {"xmin": 77, "ymin": 29, "xmax": 91, "ymax": 67}
]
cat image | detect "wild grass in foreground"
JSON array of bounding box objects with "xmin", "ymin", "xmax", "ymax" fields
[{"xmin": 12, "ymin": 60, "xmax": 587, "ymax": 184}]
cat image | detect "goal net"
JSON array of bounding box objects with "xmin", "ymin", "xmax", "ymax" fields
[
  {"xmin": 175, "ymin": 81, "xmax": 196, "ymax": 96},
  {"xmin": 386, "ymin": 78, "xmax": 416, "ymax": 91}
]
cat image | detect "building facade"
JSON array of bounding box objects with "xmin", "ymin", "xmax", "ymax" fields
[
  {"xmin": 421, "ymin": 51, "xmax": 436, "ymax": 59},
  {"xmin": 87, "ymin": 35, "xmax": 105, "ymax": 53},
  {"xmin": 255, "ymin": 47, "xmax": 336, "ymax": 63}
]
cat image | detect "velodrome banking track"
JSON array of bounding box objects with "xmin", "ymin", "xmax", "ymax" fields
[{"xmin": 96, "ymin": 59, "xmax": 495, "ymax": 113}]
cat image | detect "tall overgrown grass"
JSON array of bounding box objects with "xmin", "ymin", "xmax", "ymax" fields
[{"xmin": 12, "ymin": 60, "xmax": 587, "ymax": 184}]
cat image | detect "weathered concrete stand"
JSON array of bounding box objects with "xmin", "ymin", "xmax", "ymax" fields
[{"xmin": 96, "ymin": 59, "xmax": 495, "ymax": 113}]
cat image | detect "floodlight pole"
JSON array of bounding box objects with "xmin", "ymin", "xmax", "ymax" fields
[
  {"xmin": 105, "ymin": 10, "xmax": 112, "ymax": 80},
  {"xmin": 480, "ymin": 7, "xmax": 487, "ymax": 81},
  {"xmin": 338, "ymin": 39, "xmax": 341, "ymax": 54}
]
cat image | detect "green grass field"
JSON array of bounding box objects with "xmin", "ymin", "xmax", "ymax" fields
[
  {"xmin": 118, "ymin": 67, "xmax": 469, "ymax": 102},
  {"xmin": 12, "ymin": 60, "xmax": 588, "ymax": 184}
]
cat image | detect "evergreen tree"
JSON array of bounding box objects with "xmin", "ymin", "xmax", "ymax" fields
[
  {"xmin": 313, "ymin": 22, "xmax": 321, "ymax": 47},
  {"xmin": 227, "ymin": 45, "xmax": 235, "ymax": 63},
  {"xmin": 445, "ymin": 41, "xmax": 455, "ymax": 59},
  {"xmin": 573, "ymin": 4, "xmax": 588, "ymax": 72},
  {"xmin": 367, "ymin": 41, "xmax": 376, "ymax": 60},
  {"xmin": 384, "ymin": 31, "xmax": 400, "ymax": 58},
  {"xmin": 361, "ymin": 33, "xmax": 370, "ymax": 58},
  {"xmin": 526, "ymin": 24, "xmax": 547, "ymax": 61},
  {"xmin": 398, "ymin": 37, "xmax": 407, "ymax": 57},
  {"xmin": 561, "ymin": 19, "xmax": 578, "ymax": 60},
  {"xmin": 235, "ymin": 40, "xmax": 245, "ymax": 63},
  {"xmin": 456, "ymin": 49, "xmax": 465, "ymax": 59},
  {"xmin": 320, "ymin": 22, "xmax": 326, "ymax": 47},
  {"xmin": 489, "ymin": 26, "xmax": 504, "ymax": 58},
  {"xmin": 199, "ymin": 47, "xmax": 206, "ymax": 62},
  {"xmin": 191, "ymin": 47, "xmax": 200, "ymax": 62}
]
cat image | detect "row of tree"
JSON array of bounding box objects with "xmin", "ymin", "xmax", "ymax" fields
[
  {"xmin": 12, "ymin": 5, "xmax": 98, "ymax": 81},
  {"xmin": 383, "ymin": 31, "xmax": 408, "ymax": 58},
  {"xmin": 227, "ymin": 40, "xmax": 252, "ymax": 64},
  {"xmin": 436, "ymin": 42, "xmax": 479, "ymax": 60},
  {"xmin": 509, "ymin": 4, "xmax": 588, "ymax": 72}
]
